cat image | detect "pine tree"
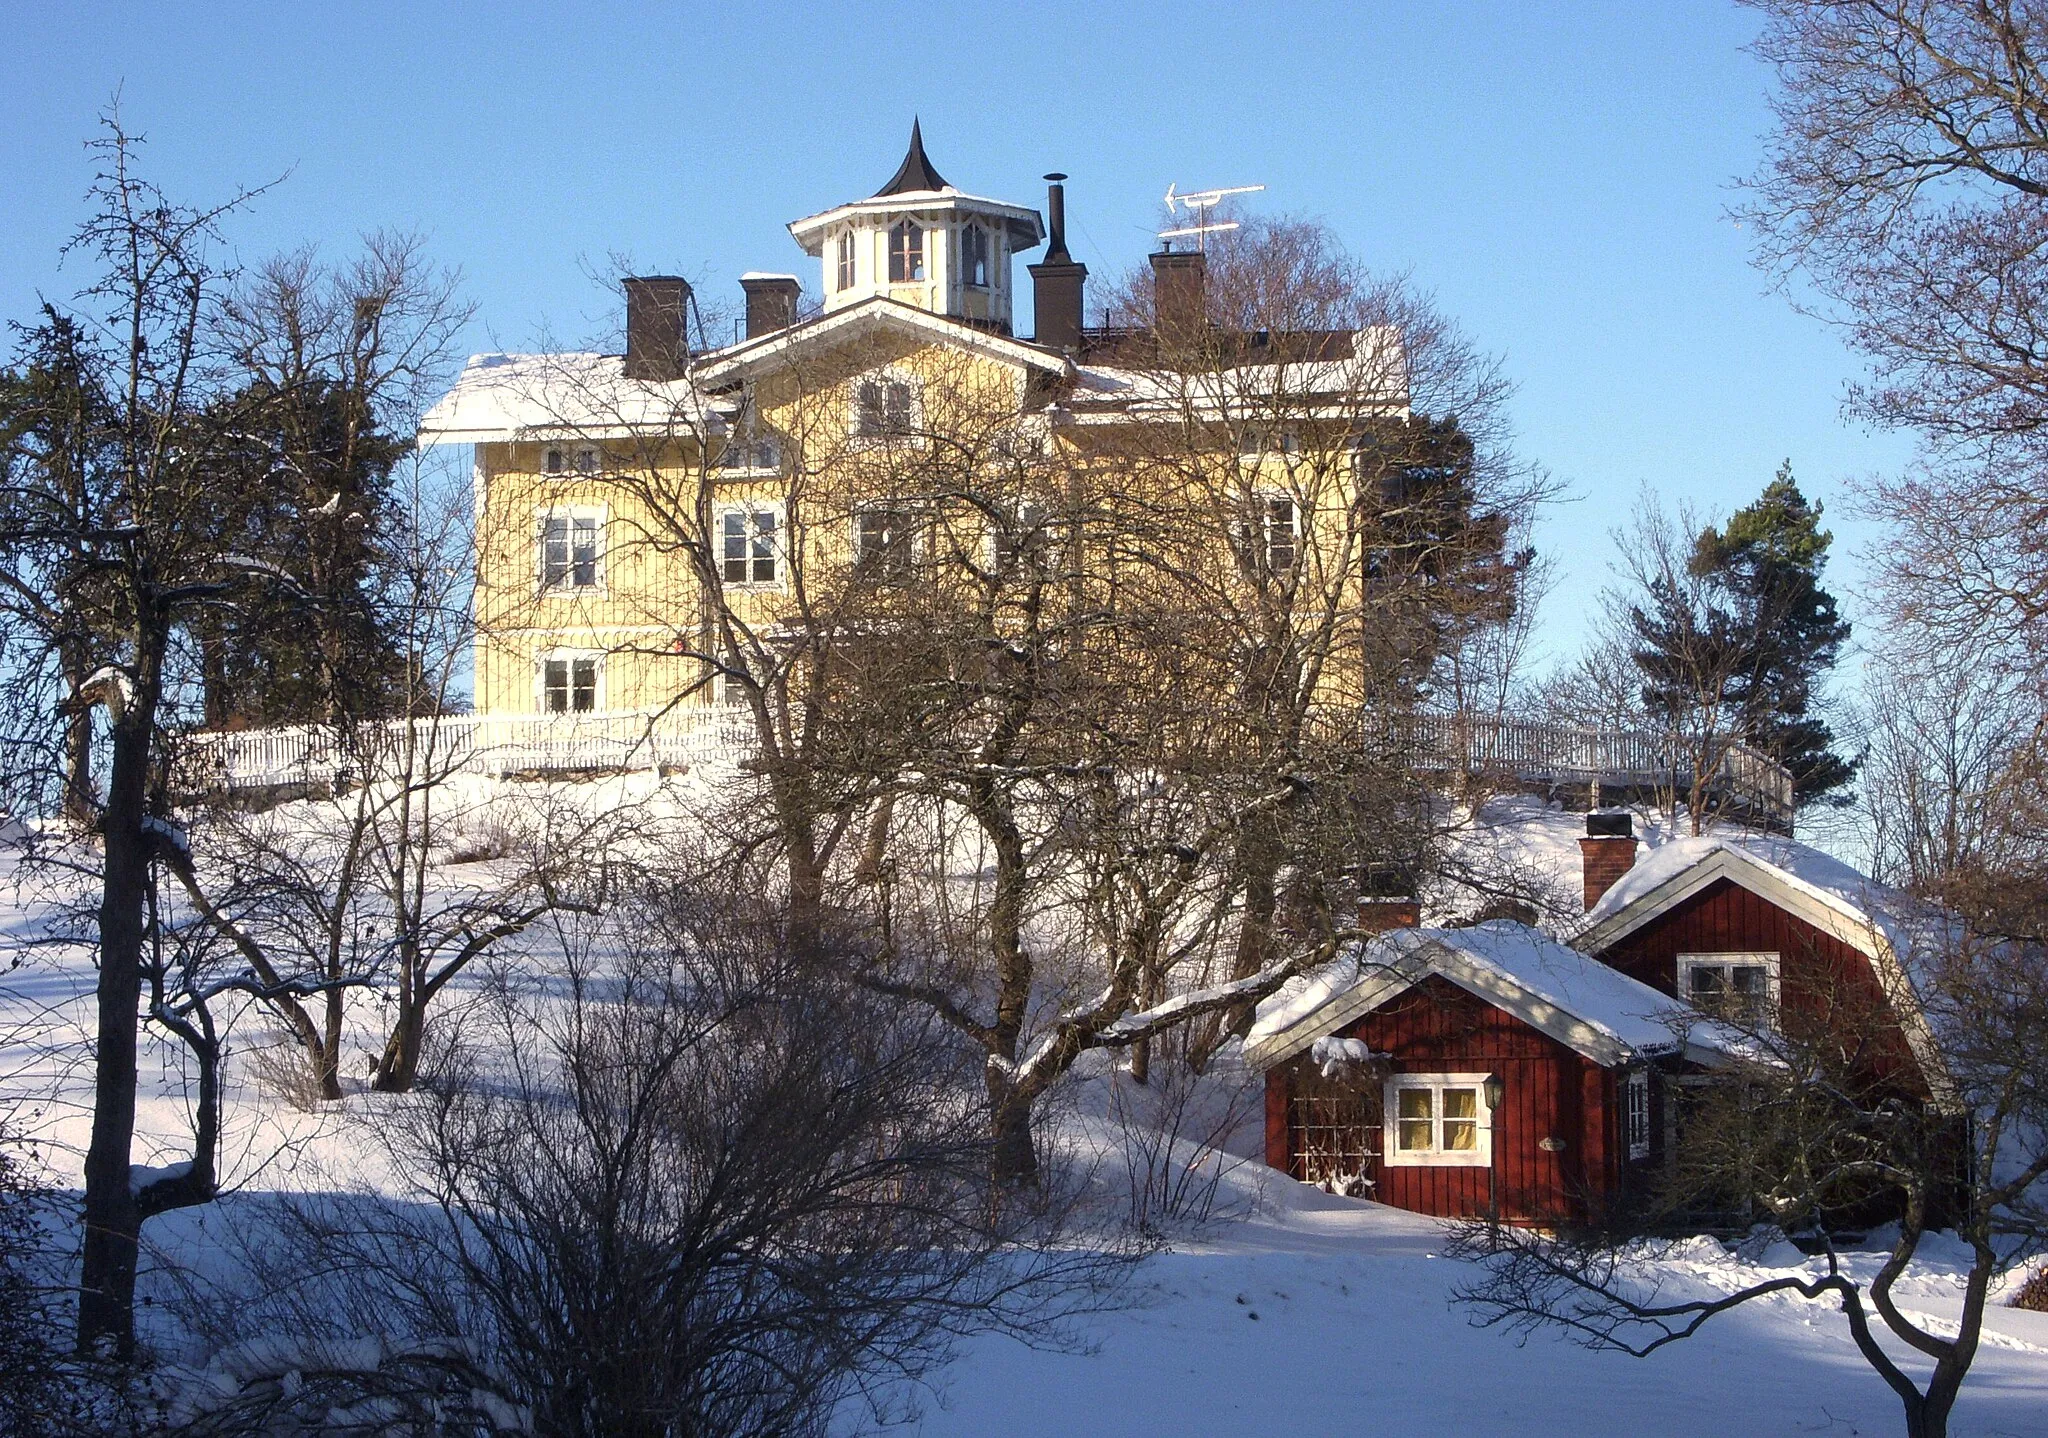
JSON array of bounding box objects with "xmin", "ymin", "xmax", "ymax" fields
[{"xmin": 1629, "ymin": 463, "xmax": 1856, "ymax": 808}]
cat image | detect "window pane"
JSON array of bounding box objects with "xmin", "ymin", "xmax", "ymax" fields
[
  {"xmin": 1731, "ymin": 965, "xmax": 1765, "ymax": 996},
  {"xmin": 751, "ymin": 512, "xmax": 776, "ymax": 583},
  {"xmin": 1397, "ymin": 1119, "xmax": 1433, "ymax": 1152},
  {"xmin": 1690, "ymin": 965, "xmax": 1725, "ymax": 998},
  {"xmin": 857, "ymin": 383, "xmax": 883, "ymax": 435},
  {"xmin": 544, "ymin": 448, "xmax": 564, "ymax": 475},
  {"xmin": 543, "ymin": 659, "xmax": 568, "ymax": 712},
  {"xmin": 571, "ymin": 518, "xmax": 598, "ymax": 587},
  {"xmin": 1442, "ymin": 1088, "xmax": 1478, "ymax": 1120},
  {"xmin": 1397, "ymin": 1088, "xmax": 1432, "ymax": 1120},
  {"xmin": 575, "ymin": 447, "xmax": 598, "ymax": 474},
  {"xmin": 571, "ymin": 658, "xmax": 596, "ymax": 712},
  {"xmin": 543, "ymin": 517, "xmax": 568, "ymax": 587},
  {"xmin": 722, "ymin": 512, "xmax": 747, "ymax": 583},
  {"xmin": 1443, "ymin": 1119, "xmax": 1479, "ymax": 1151}
]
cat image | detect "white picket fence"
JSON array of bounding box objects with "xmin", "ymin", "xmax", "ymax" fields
[{"xmin": 181, "ymin": 705, "xmax": 1795, "ymax": 824}]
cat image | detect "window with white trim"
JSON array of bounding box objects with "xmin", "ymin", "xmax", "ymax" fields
[
  {"xmin": 541, "ymin": 444, "xmax": 599, "ymax": 477},
  {"xmin": 853, "ymin": 504, "xmax": 918, "ymax": 581},
  {"xmin": 1625, "ymin": 1069, "xmax": 1651, "ymax": 1161},
  {"xmin": 1677, "ymin": 952, "xmax": 1781, "ymax": 1026},
  {"xmin": 720, "ymin": 506, "xmax": 780, "ymax": 586},
  {"xmin": 1240, "ymin": 494, "xmax": 1297, "ymax": 575},
  {"xmin": 1383, "ymin": 1073, "xmax": 1493, "ymax": 1167},
  {"xmin": 853, "ymin": 377, "xmax": 917, "ymax": 439},
  {"xmin": 718, "ymin": 435, "xmax": 781, "ymax": 473},
  {"xmin": 888, "ymin": 221, "xmax": 925, "ymax": 283},
  {"xmin": 835, "ymin": 229, "xmax": 856, "ymax": 292},
  {"xmin": 539, "ymin": 510, "xmax": 603, "ymax": 592},
  {"xmin": 961, "ymin": 224, "xmax": 991, "ymax": 288},
  {"xmin": 990, "ymin": 499, "xmax": 1049, "ymax": 571},
  {"xmin": 540, "ymin": 652, "xmax": 600, "ymax": 714}
]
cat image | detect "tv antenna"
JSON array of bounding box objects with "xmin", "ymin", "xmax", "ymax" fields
[{"xmin": 1159, "ymin": 181, "xmax": 1266, "ymax": 249}]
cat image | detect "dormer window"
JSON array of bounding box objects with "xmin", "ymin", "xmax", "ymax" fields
[
  {"xmin": 888, "ymin": 221, "xmax": 925, "ymax": 283},
  {"xmin": 836, "ymin": 230, "xmax": 856, "ymax": 292},
  {"xmin": 962, "ymin": 225, "xmax": 990, "ymax": 288}
]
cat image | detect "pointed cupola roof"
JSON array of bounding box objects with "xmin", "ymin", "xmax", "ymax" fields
[{"xmin": 874, "ymin": 119, "xmax": 950, "ymax": 196}]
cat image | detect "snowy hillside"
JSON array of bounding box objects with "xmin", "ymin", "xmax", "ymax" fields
[{"xmin": 3, "ymin": 782, "xmax": 2045, "ymax": 1436}]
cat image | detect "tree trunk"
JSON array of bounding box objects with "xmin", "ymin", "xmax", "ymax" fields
[
  {"xmin": 76, "ymin": 712, "xmax": 154, "ymax": 1355},
  {"xmin": 373, "ymin": 992, "xmax": 422, "ymax": 1093},
  {"xmin": 988, "ymin": 1090, "xmax": 1039, "ymax": 1188}
]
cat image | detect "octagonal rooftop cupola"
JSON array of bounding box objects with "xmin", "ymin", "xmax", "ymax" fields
[{"xmin": 787, "ymin": 121, "xmax": 1045, "ymax": 332}]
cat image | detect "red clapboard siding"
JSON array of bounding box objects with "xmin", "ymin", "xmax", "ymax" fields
[
  {"xmin": 1278, "ymin": 975, "xmax": 1618, "ymax": 1224},
  {"xmin": 1596, "ymin": 877, "xmax": 1925, "ymax": 1094}
]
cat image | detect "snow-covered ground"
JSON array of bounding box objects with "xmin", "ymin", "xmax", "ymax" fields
[
  {"xmin": 3, "ymin": 781, "xmax": 2045, "ymax": 1436},
  {"xmin": 920, "ymin": 1091, "xmax": 2048, "ymax": 1436}
]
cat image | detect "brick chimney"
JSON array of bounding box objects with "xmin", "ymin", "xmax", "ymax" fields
[
  {"xmin": 1579, "ymin": 812, "xmax": 1639, "ymax": 913},
  {"xmin": 623, "ymin": 276, "xmax": 691, "ymax": 381},
  {"xmin": 1358, "ymin": 864, "xmax": 1421, "ymax": 933},
  {"xmin": 1150, "ymin": 248, "xmax": 1206, "ymax": 338},
  {"xmin": 739, "ymin": 273, "xmax": 801, "ymax": 340},
  {"xmin": 1029, "ymin": 173, "xmax": 1087, "ymax": 351}
]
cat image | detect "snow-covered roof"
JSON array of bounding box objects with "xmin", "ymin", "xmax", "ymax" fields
[
  {"xmin": 1246, "ymin": 921, "xmax": 1745, "ymax": 1072},
  {"xmin": 420, "ymin": 351, "xmax": 731, "ymax": 445},
  {"xmin": 1066, "ymin": 330, "xmax": 1410, "ymax": 422},
  {"xmin": 1573, "ymin": 832, "xmax": 1956, "ymax": 1105}
]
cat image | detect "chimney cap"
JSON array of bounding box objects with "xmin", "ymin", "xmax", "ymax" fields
[
  {"xmin": 1043, "ymin": 171, "xmax": 1068, "ymax": 182},
  {"xmin": 1586, "ymin": 811, "xmax": 1634, "ymax": 839}
]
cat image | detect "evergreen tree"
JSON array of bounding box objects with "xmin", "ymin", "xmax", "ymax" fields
[{"xmin": 1629, "ymin": 463, "xmax": 1856, "ymax": 808}]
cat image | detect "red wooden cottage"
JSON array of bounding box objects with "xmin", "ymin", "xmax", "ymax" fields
[
  {"xmin": 1246, "ymin": 918, "xmax": 1744, "ymax": 1225},
  {"xmin": 1249, "ymin": 814, "xmax": 1950, "ymax": 1226},
  {"xmin": 1573, "ymin": 822, "xmax": 1946, "ymax": 1104}
]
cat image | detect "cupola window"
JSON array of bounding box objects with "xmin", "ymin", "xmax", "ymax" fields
[
  {"xmin": 888, "ymin": 221, "xmax": 925, "ymax": 283},
  {"xmin": 962, "ymin": 225, "xmax": 990, "ymax": 288},
  {"xmin": 836, "ymin": 230, "xmax": 856, "ymax": 292}
]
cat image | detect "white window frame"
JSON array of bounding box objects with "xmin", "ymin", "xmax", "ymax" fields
[
  {"xmin": 987, "ymin": 498, "xmax": 1050, "ymax": 571},
  {"xmin": 718, "ymin": 504, "xmax": 783, "ymax": 589},
  {"xmin": 961, "ymin": 223, "xmax": 991, "ymax": 288},
  {"xmin": 835, "ymin": 229, "xmax": 857, "ymax": 292},
  {"xmin": 537, "ymin": 505, "xmax": 607, "ymax": 595},
  {"xmin": 887, "ymin": 220, "xmax": 925, "ymax": 283},
  {"xmin": 852, "ymin": 501, "xmax": 921, "ymax": 581},
  {"xmin": 717, "ymin": 434, "xmax": 782, "ymax": 475},
  {"xmin": 1625, "ymin": 1069, "xmax": 1651, "ymax": 1161},
  {"xmin": 541, "ymin": 443, "xmax": 600, "ymax": 478},
  {"xmin": 1382, "ymin": 1072, "xmax": 1494, "ymax": 1168},
  {"xmin": 537, "ymin": 648, "xmax": 603, "ymax": 715},
  {"xmin": 1677, "ymin": 951, "xmax": 1781, "ymax": 1025},
  {"xmin": 1241, "ymin": 491, "xmax": 1299, "ymax": 575},
  {"xmin": 850, "ymin": 371, "xmax": 921, "ymax": 442}
]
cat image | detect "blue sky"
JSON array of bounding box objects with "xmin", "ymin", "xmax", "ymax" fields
[{"xmin": 3, "ymin": 0, "xmax": 1912, "ymax": 666}]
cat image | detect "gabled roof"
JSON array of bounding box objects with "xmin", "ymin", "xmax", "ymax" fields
[
  {"xmin": 692, "ymin": 295, "xmax": 1073, "ymax": 389},
  {"xmin": 1245, "ymin": 921, "xmax": 1745, "ymax": 1072},
  {"xmin": 875, "ymin": 119, "xmax": 948, "ymax": 196},
  {"xmin": 1572, "ymin": 835, "xmax": 1954, "ymax": 1103}
]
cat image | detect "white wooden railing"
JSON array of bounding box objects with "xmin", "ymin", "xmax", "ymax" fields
[
  {"xmin": 181, "ymin": 705, "xmax": 1796, "ymax": 823},
  {"xmin": 1371, "ymin": 711, "xmax": 1795, "ymax": 821},
  {"xmin": 179, "ymin": 709, "xmax": 756, "ymax": 792}
]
